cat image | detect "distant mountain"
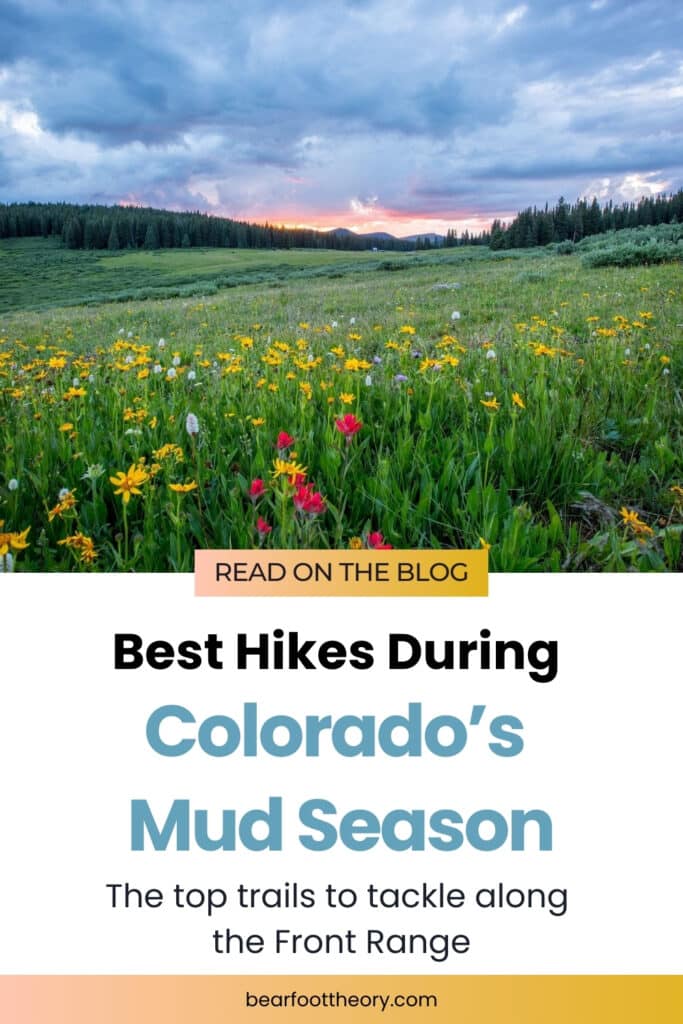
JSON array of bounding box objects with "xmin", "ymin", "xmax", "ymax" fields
[
  {"xmin": 328, "ymin": 227, "xmax": 395, "ymax": 241},
  {"xmin": 401, "ymin": 232, "xmax": 445, "ymax": 244},
  {"xmin": 328, "ymin": 227, "xmax": 444, "ymax": 245}
]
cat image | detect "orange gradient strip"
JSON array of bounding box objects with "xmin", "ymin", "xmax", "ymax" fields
[
  {"xmin": 195, "ymin": 550, "xmax": 487, "ymax": 596},
  {"xmin": 0, "ymin": 976, "xmax": 681, "ymax": 1023}
]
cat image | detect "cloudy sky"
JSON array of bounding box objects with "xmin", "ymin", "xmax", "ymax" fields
[{"xmin": 1, "ymin": 0, "xmax": 682, "ymax": 236}]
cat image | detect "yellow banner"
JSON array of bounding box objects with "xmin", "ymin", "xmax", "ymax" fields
[
  {"xmin": 0, "ymin": 976, "xmax": 680, "ymax": 1023},
  {"xmin": 195, "ymin": 549, "xmax": 488, "ymax": 596}
]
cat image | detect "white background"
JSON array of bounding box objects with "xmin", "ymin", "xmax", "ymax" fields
[{"xmin": 0, "ymin": 573, "xmax": 680, "ymax": 974}]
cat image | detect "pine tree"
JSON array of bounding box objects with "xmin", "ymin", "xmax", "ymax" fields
[
  {"xmin": 108, "ymin": 222, "xmax": 121, "ymax": 250},
  {"xmin": 64, "ymin": 217, "xmax": 83, "ymax": 249},
  {"xmin": 489, "ymin": 220, "xmax": 506, "ymax": 250},
  {"xmin": 143, "ymin": 222, "xmax": 160, "ymax": 249},
  {"xmin": 553, "ymin": 197, "xmax": 570, "ymax": 242}
]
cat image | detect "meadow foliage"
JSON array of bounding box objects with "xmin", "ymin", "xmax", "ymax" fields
[{"xmin": 1, "ymin": 244, "xmax": 681, "ymax": 571}]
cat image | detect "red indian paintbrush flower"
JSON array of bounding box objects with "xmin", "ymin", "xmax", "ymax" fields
[
  {"xmin": 293, "ymin": 483, "xmax": 326, "ymax": 516},
  {"xmin": 256, "ymin": 516, "xmax": 272, "ymax": 535},
  {"xmin": 277, "ymin": 431, "xmax": 295, "ymax": 450},
  {"xmin": 335, "ymin": 413, "xmax": 362, "ymax": 438},
  {"xmin": 367, "ymin": 531, "xmax": 392, "ymax": 549},
  {"xmin": 248, "ymin": 478, "xmax": 266, "ymax": 502}
]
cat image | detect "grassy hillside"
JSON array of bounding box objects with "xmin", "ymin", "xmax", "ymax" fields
[{"xmin": 0, "ymin": 238, "xmax": 414, "ymax": 313}]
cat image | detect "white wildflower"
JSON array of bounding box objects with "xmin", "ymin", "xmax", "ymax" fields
[
  {"xmin": 186, "ymin": 412, "xmax": 199, "ymax": 436},
  {"xmin": 8, "ymin": 478, "xmax": 18, "ymax": 491}
]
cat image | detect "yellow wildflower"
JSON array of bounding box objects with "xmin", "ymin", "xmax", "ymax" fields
[
  {"xmin": 153, "ymin": 443, "xmax": 184, "ymax": 462},
  {"xmin": 619, "ymin": 507, "xmax": 653, "ymax": 536},
  {"xmin": 169, "ymin": 481, "xmax": 198, "ymax": 493},
  {"xmin": 58, "ymin": 533, "xmax": 98, "ymax": 563},
  {"xmin": 110, "ymin": 463, "xmax": 149, "ymax": 504},
  {"xmin": 0, "ymin": 525, "xmax": 30, "ymax": 552},
  {"xmin": 532, "ymin": 343, "xmax": 556, "ymax": 357},
  {"xmin": 48, "ymin": 490, "xmax": 77, "ymax": 521},
  {"xmin": 271, "ymin": 458, "xmax": 307, "ymax": 482}
]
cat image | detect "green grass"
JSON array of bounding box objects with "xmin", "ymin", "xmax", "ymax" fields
[
  {"xmin": 1, "ymin": 241, "xmax": 681, "ymax": 571},
  {"xmin": 0, "ymin": 238, "xmax": 419, "ymax": 313}
]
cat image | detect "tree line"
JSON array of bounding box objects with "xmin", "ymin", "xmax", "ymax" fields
[
  {"xmin": 487, "ymin": 191, "xmax": 683, "ymax": 250},
  {"xmin": 0, "ymin": 202, "xmax": 415, "ymax": 252},
  {"xmin": 1, "ymin": 191, "xmax": 682, "ymax": 253}
]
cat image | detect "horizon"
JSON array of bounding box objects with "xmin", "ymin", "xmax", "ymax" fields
[
  {"xmin": 1, "ymin": 1, "xmax": 681, "ymax": 236},
  {"xmin": 7, "ymin": 186, "xmax": 678, "ymax": 242}
]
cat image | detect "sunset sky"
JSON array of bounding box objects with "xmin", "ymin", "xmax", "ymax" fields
[{"xmin": 1, "ymin": 0, "xmax": 682, "ymax": 236}]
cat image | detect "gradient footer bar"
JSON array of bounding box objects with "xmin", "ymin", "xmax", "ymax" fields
[{"xmin": 0, "ymin": 977, "xmax": 681, "ymax": 1023}]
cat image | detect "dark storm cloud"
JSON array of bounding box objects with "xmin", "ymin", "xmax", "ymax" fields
[
  {"xmin": 494, "ymin": 0, "xmax": 683, "ymax": 73},
  {"xmin": 477, "ymin": 143, "xmax": 683, "ymax": 182},
  {"xmin": 1, "ymin": 0, "xmax": 682, "ymax": 224}
]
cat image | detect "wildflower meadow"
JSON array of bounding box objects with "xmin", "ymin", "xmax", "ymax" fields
[{"xmin": 1, "ymin": 245, "xmax": 681, "ymax": 571}]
